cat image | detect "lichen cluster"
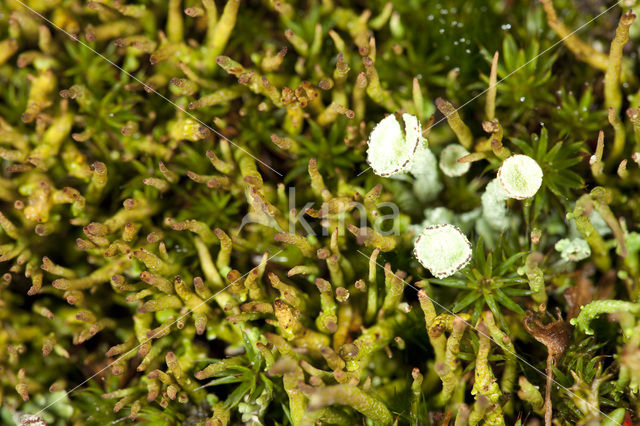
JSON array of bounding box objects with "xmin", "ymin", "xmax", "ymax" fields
[{"xmin": 1, "ymin": 0, "xmax": 640, "ymax": 425}]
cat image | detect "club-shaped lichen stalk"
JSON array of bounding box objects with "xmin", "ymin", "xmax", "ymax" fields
[{"xmin": 413, "ymin": 224, "xmax": 472, "ymax": 278}]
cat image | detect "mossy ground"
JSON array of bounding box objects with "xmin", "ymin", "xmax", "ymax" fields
[{"xmin": 0, "ymin": 0, "xmax": 639, "ymax": 425}]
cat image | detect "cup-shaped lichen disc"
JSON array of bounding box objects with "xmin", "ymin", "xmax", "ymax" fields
[
  {"xmin": 366, "ymin": 113, "xmax": 422, "ymax": 176},
  {"xmin": 497, "ymin": 154, "xmax": 543, "ymax": 200},
  {"xmin": 439, "ymin": 144, "xmax": 470, "ymax": 177},
  {"xmin": 413, "ymin": 224, "xmax": 472, "ymax": 278}
]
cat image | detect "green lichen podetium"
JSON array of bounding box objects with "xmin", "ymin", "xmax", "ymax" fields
[{"xmin": 2, "ymin": 0, "xmax": 640, "ymax": 425}]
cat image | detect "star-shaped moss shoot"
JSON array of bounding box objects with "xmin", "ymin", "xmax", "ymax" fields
[
  {"xmin": 413, "ymin": 224, "xmax": 472, "ymax": 278},
  {"xmin": 497, "ymin": 154, "xmax": 543, "ymax": 200},
  {"xmin": 366, "ymin": 113, "xmax": 423, "ymax": 176},
  {"xmin": 439, "ymin": 144, "xmax": 470, "ymax": 177}
]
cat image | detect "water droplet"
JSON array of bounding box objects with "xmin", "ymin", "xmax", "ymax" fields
[
  {"xmin": 465, "ymin": 49, "xmax": 471, "ymax": 54},
  {"xmin": 427, "ymin": 15, "xmax": 434, "ymax": 21},
  {"xmin": 439, "ymin": 28, "xmax": 445, "ymax": 34},
  {"xmin": 520, "ymin": 96, "xmax": 525, "ymax": 102},
  {"xmin": 501, "ymin": 24, "xmax": 512, "ymax": 30}
]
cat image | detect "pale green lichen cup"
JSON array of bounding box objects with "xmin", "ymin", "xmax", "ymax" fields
[{"xmin": 413, "ymin": 224, "xmax": 472, "ymax": 278}]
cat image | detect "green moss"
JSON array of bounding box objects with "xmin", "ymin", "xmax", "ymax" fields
[{"xmin": 0, "ymin": 0, "xmax": 640, "ymax": 424}]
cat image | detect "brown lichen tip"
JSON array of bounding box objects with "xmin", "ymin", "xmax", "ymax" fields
[
  {"xmin": 18, "ymin": 415, "xmax": 45, "ymax": 426},
  {"xmin": 335, "ymin": 287, "xmax": 349, "ymax": 303}
]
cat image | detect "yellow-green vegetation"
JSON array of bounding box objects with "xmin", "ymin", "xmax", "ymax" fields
[{"xmin": 1, "ymin": 0, "xmax": 640, "ymax": 425}]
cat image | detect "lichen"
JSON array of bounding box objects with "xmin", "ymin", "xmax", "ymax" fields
[{"xmin": 0, "ymin": 1, "xmax": 639, "ymax": 425}]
